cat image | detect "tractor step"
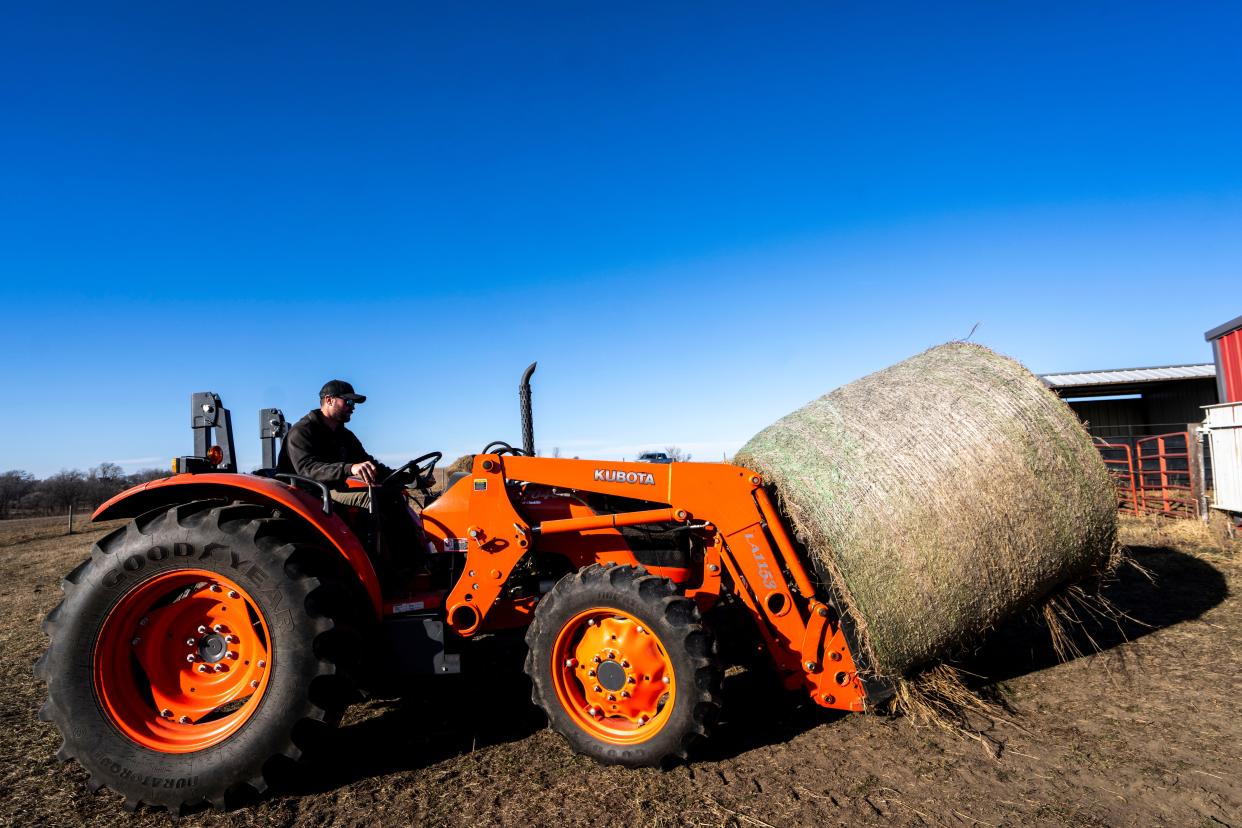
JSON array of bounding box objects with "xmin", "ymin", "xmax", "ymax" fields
[{"xmin": 380, "ymin": 616, "xmax": 461, "ymax": 676}]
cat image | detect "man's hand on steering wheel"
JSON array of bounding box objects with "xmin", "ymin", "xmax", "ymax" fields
[{"xmin": 380, "ymin": 451, "xmax": 442, "ymax": 490}]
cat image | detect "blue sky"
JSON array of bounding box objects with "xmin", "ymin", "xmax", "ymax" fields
[{"xmin": 2, "ymin": 2, "xmax": 1240, "ymax": 477}]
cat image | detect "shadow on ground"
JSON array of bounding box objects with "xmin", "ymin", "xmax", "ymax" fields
[
  {"xmin": 960, "ymin": 545, "xmax": 1229, "ymax": 685},
  {"xmin": 279, "ymin": 630, "xmax": 544, "ymax": 797},
  {"xmin": 277, "ymin": 545, "xmax": 1228, "ymax": 798}
]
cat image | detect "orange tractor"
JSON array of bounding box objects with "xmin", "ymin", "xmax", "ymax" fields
[{"xmin": 37, "ymin": 367, "xmax": 884, "ymax": 812}]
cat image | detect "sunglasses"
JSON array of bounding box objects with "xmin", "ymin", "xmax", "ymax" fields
[{"xmin": 336, "ymin": 397, "xmax": 356, "ymax": 407}]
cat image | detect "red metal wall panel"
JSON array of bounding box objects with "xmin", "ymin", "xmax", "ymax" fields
[{"xmin": 1220, "ymin": 329, "xmax": 1242, "ymax": 403}]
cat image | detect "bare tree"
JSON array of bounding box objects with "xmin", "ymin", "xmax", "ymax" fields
[
  {"xmin": 664, "ymin": 446, "xmax": 692, "ymax": 463},
  {"xmin": 0, "ymin": 470, "xmax": 35, "ymax": 518},
  {"xmin": 92, "ymin": 462, "xmax": 125, "ymax": 480},
  {"xmin": 126, "ymin": 468, "xmax": 168, "ymax": 485},
  {"xmin": 41, "ymin": 470, "xmax": 89, "ymax": 513},
  {"xmin": 88, "ymin": 463, "xmax": 128, "ymax": 504},
  {"xmin": 19, "ymin": 489, "xmax": 51, "ymax": 515}
]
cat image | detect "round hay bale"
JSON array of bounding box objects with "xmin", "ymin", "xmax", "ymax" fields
[
  {"xmin": 734, "ymin": 342, "xmax": 1116, "ymax": 677},
  {"xmin": 446, "ymin": 454, "xmax": 476, "ymax": 475}
]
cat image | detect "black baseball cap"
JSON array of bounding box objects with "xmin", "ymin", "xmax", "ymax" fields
[{"xmin": 319, "ymin": 379, "xmax": 366, "ymax": 403}]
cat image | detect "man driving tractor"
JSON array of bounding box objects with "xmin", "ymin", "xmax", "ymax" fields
[
  {"xmin": 277, "ymin": 379, "xmax": 426, "ymax": 577},
  {"xmin": 277, "ymin": 379, "xmax": 392, "ymax": 502}
]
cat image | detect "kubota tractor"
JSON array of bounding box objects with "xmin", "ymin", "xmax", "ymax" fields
[{"xmin": 37, "ymin": 366, "xmax": 885, "ymax": 812}]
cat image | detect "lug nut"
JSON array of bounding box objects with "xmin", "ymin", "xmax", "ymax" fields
[
  {"xmin": 210, "ymin": 584, "xmax": 221, "ymax": 593},
  {"xmin": 198, "ymin": 665, "xmax": 210, "ymax": 673},
  {"xmin": 640, "ymin": 715, "xmax": 649, "ymax": 724},
  {"xmin": 214, "ymin": 664, "xmax": 227, "ymax": 673},
  {"xmin": 139, "ymin": 617, "xmax": 149, "ymax": 626},
  {"xmin": 662, "ymin": 676, "xmax": 671, "ymax": 685},
  {"xmin": 197, "ymin": 625, "xmax": 208, "ymax": 634},
  {"xmin": 587, "ymin": 706, "xmax": 599, "ymax": 717},
  {"xmin": 257, "ymin": 660, "xmax": 266, "ymax": 669},
  {"xmin": 587, "ymin": 670, "xmax": 596, "ymax": 677},
  {"xmin": 592, "ymin": 656, "xmax": 601, "ymax": 663},
  {"xmin": 621, "ymin": 691, "xmax": 630, "ymax": 698},
  {"xmin": 607, "ymin": 694, "xmax": 616, "ymax": 702},
  {"xmin": 131, "ymin": 637, "xmax": 140, "ymax": 646},
  {"xmin": 186, "ymin": 638, "xmax": 197, "ymax": 646},
  {"xmin": 161, "ymin": 709, "xmax": 173, "ymax": 718},
  {"xmin": 212, "ymin": 624, "xmax": 225, "ymax": 633},
  {"xmin": 586, "ymin": 619, "xmax": 595, "ymax": 626},
  {"xmin": 607, "ymin": 652, "xmax": 616, "ymax": 659},
  {"xmin": 228, "ymin": 590, "xmax": 239, "ymax": 599},
  {"xmin": 564, "ymin": 658, "xmax": 578, "ymax": 668},
  {"xmin": 178, "ymin": 716, "xmax": 192, "ymax": 724},
  {"xmin": 186, "ymin": 654, "xmax": 196, "ymax": 663},
  {"xmin": 593, "ymin": 685, "xmax": 602, "ymax": 693},
  {"xmin": 250, "ymin": 680, "xmax": 260, "ymax": 688},
  {"xmin": 627, "ymin": 676, "xmax": 636, "ymax": 684},
  {"xmin": 636, "ymin": 626, "xmax": 644, "ymax": 634},
  {"xmin": 226, "ymin": 651, "xmax": 237, "ymax": 660},
  {"xmin": 805, "ymin": 661, "xmax": 818, "ymax": 672},
  {"xmin": 621, "ymin": 660, "xmax": 630, "ymax": 668}
]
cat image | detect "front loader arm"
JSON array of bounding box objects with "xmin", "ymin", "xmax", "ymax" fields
[{"xmin": 444, "ymin": 454, "xmax": 872, "ymax": 711}]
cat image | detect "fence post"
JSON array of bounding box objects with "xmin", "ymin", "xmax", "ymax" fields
[
  {"xmin": 68, "ymin": 503, "xmax": 74, "ymax": 535},
  {"xmin": 1193, "ymin": 425, "xmax": 1209, "ymax": 521},
  {"xmin": 1187, "ymin": 424, "xmax": 1201, "ymax": 519}
]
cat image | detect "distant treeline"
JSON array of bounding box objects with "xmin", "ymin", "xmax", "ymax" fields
[{"xmin": 0, "ymin": 464, "xmax": 167, "ymax": 519}]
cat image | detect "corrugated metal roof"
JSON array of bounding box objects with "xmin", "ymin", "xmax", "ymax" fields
[{"xmin": 1041, "ymin": 363, "xmax": 1216, "ymax": 388}]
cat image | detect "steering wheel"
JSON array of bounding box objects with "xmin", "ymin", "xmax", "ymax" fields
[{"xmin": 380, "ymin": 451, "xmax": 443, "ymax": 489}]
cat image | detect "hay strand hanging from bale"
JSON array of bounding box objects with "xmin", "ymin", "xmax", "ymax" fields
[{"xmin": 735, "ymin": 342, "xmax": 1117, "ymax": 678}]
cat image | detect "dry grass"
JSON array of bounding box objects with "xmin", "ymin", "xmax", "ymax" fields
[
  {"xmin": 893, "ymin": 512, "xmax": 1239, "ymax": 744},
  {"xmin": 891, "ymin": 664, "xmax": 1013, "ymax": 756},
  {"xmin": 2, "ymin": 513, "xmax": 1240, "ymax": 825},
  {"xmin": 1118, "ymin": 512, "xmax": 1240, "ymax": 559}
]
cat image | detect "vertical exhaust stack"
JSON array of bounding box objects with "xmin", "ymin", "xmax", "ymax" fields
[{"xmin": 520, "ymin": 362, "xmax": 537, "ymax": 456}]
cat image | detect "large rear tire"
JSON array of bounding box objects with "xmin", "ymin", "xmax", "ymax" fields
[
  {"xmin": 36, "ymin": 501, "xmax": 361, "ymax": 813},
  {"xmin": 524, "ymin": 564, "xmax": 722, "ymax": 767}
]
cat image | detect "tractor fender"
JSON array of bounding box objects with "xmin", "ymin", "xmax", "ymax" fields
[{"xmin": 93, "ymin": 473, "xmax": 383, "ymax": 617}]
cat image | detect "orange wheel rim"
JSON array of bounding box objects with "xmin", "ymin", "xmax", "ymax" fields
[
  {"xmin": 551, "ymin": 609, "xmax": 675, "ymax": 745},
  {"xmin": 93, "ymin": 569, "xmax": 273, "ymax": 753}
]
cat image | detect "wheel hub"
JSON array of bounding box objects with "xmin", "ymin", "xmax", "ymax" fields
[
  {"xmin": 196, "ymin": 633, "xmax": 227, "ymax": 664},
  {"xmin": 596, "ymin": 659, "xmax": 627, "ymax": 692}
]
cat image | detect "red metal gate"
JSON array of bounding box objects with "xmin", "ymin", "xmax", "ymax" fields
[
  {"xmin": 1134, "ymin": 432, "xmax": 1196, "ymax": 518},
  {"xmin": 1093, "ymin": 438, "xmax": 1141, "ymax": 515}
]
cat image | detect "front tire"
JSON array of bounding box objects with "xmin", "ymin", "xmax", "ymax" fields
[
  {"xmin": 36, "ymin": 501, "xmax": 360, "ymax": 812},
  {"xmin": 524, "ymin": 564, "xmax": 722, "ymax": 767}
]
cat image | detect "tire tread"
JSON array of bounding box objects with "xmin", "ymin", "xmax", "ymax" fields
[
  {"xmin": 524, "ymin": 564, "xmax": 722, "ymax": 768},
  {"xmin": 36, "ymin": 502, "xmax": 365, "ymax": 813}
]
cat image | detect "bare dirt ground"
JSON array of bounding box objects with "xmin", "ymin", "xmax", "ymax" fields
[{"xmin": 2, "ymin": 514, "xmax": 1238, "ymax": 827}]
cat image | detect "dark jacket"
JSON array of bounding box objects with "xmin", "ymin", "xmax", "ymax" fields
[{"xmin": 276, "ymin": 409, "xmax": 392, "ymax": 488}]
